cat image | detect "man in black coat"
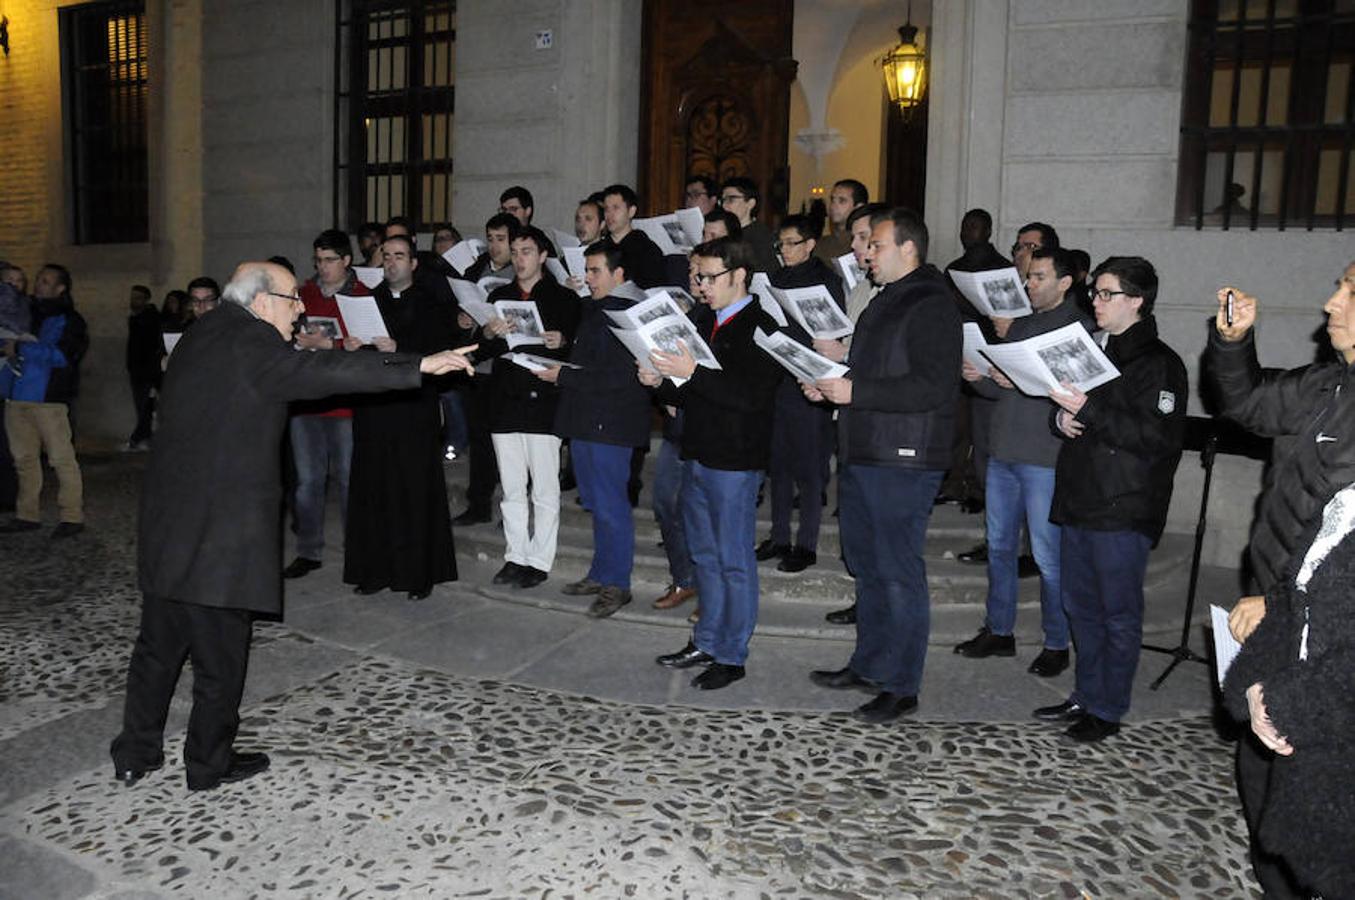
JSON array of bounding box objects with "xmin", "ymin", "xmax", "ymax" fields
[
  {"xmin": 124, "ymin": 284, "xmax": 162, "ymax": 450},
  {"xmin": 1036, "ymin": 256, "xmax": 1186, "ymax": 744},
  {"xmin": 538, "ymin": 243, "xmax": 654, "ymax": 618},
  {"xmin": 110, "ymin": 261, "xmax": 474, "ymax": 792},
  {"xmin": 1204, "ymin": 267, "xmax": 1355, "ymax": 898},
  {"xmin": 804, "ymin": 208, "xmax": 962, "ymax": 724},
  {"xmin": 601, "ymin": 184, "xmax": 666, "ymax": 289},
  {"xmin": 646, "ymin": 237, "xmax": 784, "ymax": 690}
]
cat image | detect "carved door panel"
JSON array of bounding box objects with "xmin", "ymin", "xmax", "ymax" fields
[{"xmin": 640, "ymin": 1, "xmax": 796, "ymax": 219}]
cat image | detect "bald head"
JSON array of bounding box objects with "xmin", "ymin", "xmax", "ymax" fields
[{"xmin": 224, "ymin": 261, "xmax": 301, "ymax": 340}]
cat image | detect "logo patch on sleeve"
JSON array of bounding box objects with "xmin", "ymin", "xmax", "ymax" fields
[{"xmin": 1157, "ymin": 390, "xmax": 1176, "ymax": 415}]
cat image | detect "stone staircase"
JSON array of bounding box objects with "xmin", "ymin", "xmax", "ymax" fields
[{"xmin": 444, "ymin": 447, "xmax": 1201, "ymax": 645}]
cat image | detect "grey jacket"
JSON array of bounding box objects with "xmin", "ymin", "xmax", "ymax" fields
[{"xmin": 972, "ymin": 298, "xmax": 1094, "ymax": 468}]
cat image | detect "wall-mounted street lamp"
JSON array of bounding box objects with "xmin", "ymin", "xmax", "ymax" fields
[{"xmin": 880, "ymin": 4, "xmax": 926, "ymax": 118}]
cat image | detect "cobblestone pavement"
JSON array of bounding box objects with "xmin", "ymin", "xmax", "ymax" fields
[{"xmin": 0, "ymin": 459, "xmax": 1260, "ymax": 898}]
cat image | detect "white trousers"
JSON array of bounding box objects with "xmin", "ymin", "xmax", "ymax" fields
[{"xmin": 491, "ymin": 432, "xmax": 562, "ymax": 571}]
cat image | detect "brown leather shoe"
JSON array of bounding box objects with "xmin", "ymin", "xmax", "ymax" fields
[{"xmin": 653, "ymin": 584, "xmax": 697, "ymax": 609}]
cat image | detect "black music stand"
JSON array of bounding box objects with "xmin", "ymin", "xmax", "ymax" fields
[{"xmin": 1143, "ymin": 416, "xmax": 1270, "ymax": 690}]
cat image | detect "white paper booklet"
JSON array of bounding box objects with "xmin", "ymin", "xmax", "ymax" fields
[
  {"xmin": 302, "ymin": 316, "xmax": 343, "ymax": 341},
  {"xmin": 605, "ymin": 292, "xmax": 686, "ymax": 330},
  {"xmin": 978, "ymin": 322, "xmax": 1118, "ymax": 396},
  {"xmin": 950, "ymin": 267, "xmax": 1033, "ymax": 318},
  {"xmin": 352, "ymin": 266, "xmax": 384, "ymax": 290},
  {"xmin": 551, "ymin": 228, "xmax": 582, "ymax": 251},
  {"xmin": 335, "ymin": 294, "xmax": 390, "ymax": 343},
  {"xmin": 632, "ymin": 208, "xmax": 703, "ymax": 256},
  {"xmin": 478, "ymin": 275, "xmax": 511, "ymax": 293},
  {"xmin": 562, "ymin": 247, "xmax": 589, "ymax": 296},
  {"xmin": 836, "ymin": 252, "xmax": 866, "ymax": 292},
  {"xmin": 441, "ymin": 238, "xmax": 486, "ymax": 275},
  {"xmin": 754, "ymin": 328, "xmax": 849, "ymax": 382},
  {"xmin": 544, "ymin": 256, "xmax": 572, "ymax": 288},
  {"xmin": 0, "ymin": 328, "xmax": 37, "ymax": 342},
  {"xmin": 505, "ymin": 352, "xmax": 580, "ymax": 373},
  {"xmin": 162, "ymin": 332, "xmax": 183, "ymax": 355},
  {"xmin": 447, "ymin": 279, "xmax": 499, "ymax": 326},
  {"xmin": 962, "ymin": 322, "xmax": 991, "ymax": 375},
  {"xmin": 609, "ymin": 311, "xmax": 720, "ymax": 387},
  {"xmin": 768, "ymin": 284, "xmax": 854, "ymax": 341},
  {"xmin": 645, "ymin": 285, "xmax": 697, "ymax": 312},
  {"xmin": 749, "ymin": 272, "xmax": 788, "ymax": 327},
  {"xmin": 494, "ymin": 299, "xmax": 547, "ymax": 349},
  {"xmin": 1210, "ymin": 604, "xmax": 1243, "ymax": 688}
]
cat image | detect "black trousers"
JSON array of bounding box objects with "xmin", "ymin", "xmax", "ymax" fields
[
  {"xmin": 460, "ymin": 379, "xmax": 498, "ymax": 514},
  {"xmin": 129, "ymin": 378, "xmax": 156, "ymax": 444},
  {"xmin": 0, "ymin": 406, "xmax": 16, "ymax": 511},
  {"xmin": 110, "ymin": 595, "xmax": 253, "ymax": 789},
  {"xmin": 1236, "ymin": 734, "xmax": 1305, "ymax": 898}
]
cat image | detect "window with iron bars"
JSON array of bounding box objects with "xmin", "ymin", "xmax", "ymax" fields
[
  {"xmin": 1177, "ymin": 0, "xmax": 1355, "ymax": 230},
  {"xmin": 61, "ymin": 0, "xmax": 148, "ymax": 244},
  {"xmin": 334, "ymin": 0, "xmax": 456, "ymax": 233}
]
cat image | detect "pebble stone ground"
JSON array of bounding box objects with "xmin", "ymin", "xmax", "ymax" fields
[{"xmin": 0, "ymin": 455, "xmax": 1262, "ymax": 899}]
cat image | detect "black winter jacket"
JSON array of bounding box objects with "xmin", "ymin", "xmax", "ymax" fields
[
  {"xmin": 126, "ymin": 306, "xmax": 164, "ymax": 384},
  {"xmin": 554, "ymin": 288, "xmax": 654, "ymax": 448},
  {"xmin": 655, "ymin": 300, "xmax": 783, "ymax": 471},
  {"xmin": 838, "ymin": 264, "xmax": 962, "ymax": 470},
  {"xmin": 479, "ymin": 277, "xmax": 581, "ymax": 434},
  {"xmin": 1203, "ymin": 326, "xmax": 1355, "ymax": 592},
  {"xmin": 1222, "ymin": 503, "xmax": 1355, "ymax": 898},
  {"xmin": 1050, "ymin": 315, "xmax": 1186, "ymax": 541}
]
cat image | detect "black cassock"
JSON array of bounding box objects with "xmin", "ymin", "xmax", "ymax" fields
[{"xmin": 344, "ymin": 281, "xmax": 459, "ymax": 592}]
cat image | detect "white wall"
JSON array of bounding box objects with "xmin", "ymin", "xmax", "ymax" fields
[{"xmin": 451, "ymin": 0, "xmax": 641, "ymax": 237}]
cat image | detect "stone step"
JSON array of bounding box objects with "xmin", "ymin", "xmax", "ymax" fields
[{"xmin": 453, "ymin": 516, "xmax": 1194, "ymax": 610}]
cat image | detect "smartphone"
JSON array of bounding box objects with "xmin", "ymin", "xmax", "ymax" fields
[{"xmin": 1226, "ymin": 290, "xmax": 1235, "ymax": 327}]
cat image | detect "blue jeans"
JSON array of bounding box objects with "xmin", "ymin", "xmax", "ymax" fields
[
  {"xmin": 682, "ymin": 462, "xmax": 760, "ymax": 665},
  {"xmin": 289, "ymin": 415, "xmax": 352, "ymax": 561},
  {"xmin": 1061, "ymin": 526, "xmax": 1152, "ymax": 723},
  {"xmin": 653, "ymin": 438, "xmax": 694, "ymax": 588},
  {"xmin": 573, "ymin": 439, "xmax": 635, "ymax": 590},
  {"xmin": 440, "ymin": 389, "xmax": 468, "ymax": 452},
  {"xmin": 984, "ymin": 458, "xmax": 1068, "ymax": 649},
  {"xmin": 839, "ymin": 464, "xmax": 943, "ymax": 696}
]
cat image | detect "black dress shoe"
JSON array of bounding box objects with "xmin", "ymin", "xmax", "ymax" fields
[
  {"xmin": 493, "ymin": 562, "xmax": 524, "ymax": 585},
  {"xmin": 0, "ymin": 518, "xmax": 41, "ymax": 533},
  {"xmin": 282, "ymin": 557, "xmax": 322, "ymax": 579},
  {"xmin": 407, "ymin": 587, "xmax": 432, "ymax": 601},
  {"xmin": 1032, "ymin": 699, "xmax": 1085, "ymax": 722},
  {"xmin": 953, "ymin": 628, "xmax": 1016, "ymax": 658},
  {"xmin": 1017, "ymin": 554, "xmax": 1040, "ymax": 578},
  {"xmin": 452, "ymin": 509, "xmax": 493, "ymax": 527},
  {"xmin": 960, "ymin": 497, "xmax": 984, "ymax": 514},
  {"xmin": 352, "ymin": 584, "xmax": 384, "ymax": 596},
  {"xmin": 755, "ymin": 538, "xmax": 790, "ymax": 561},
  {"xmin": 1064, "ymin": 714, "xmax": 1120, "ymax": 743},
  {"xmin": 656, "ymin": 641, "xmax": 715, "ymax": 669},
  {"xmin": 515, "ymin": 566, "xmax": 548, "ymax": 589},
  {"xmin": 1027, "ymin": 648, "xmax": 1070, "ymax": 677},
  {"xmin": 188, "ymin": 751, "xmax": 271, "ymax": 791},
  {"xmin": 854, "ymin": 691, "xmax": 918, "ymax": 723},
  {"xmin": 809, "ymin": 666, "xmax": 875, "ymax": 691},
  {"xmin": 51, "ymin": 522, "xmax": 85, "ymax": 539},
  {"xmin": 957, "ymin": 542, "xmax": 988, "ymax": 564},
  {"xmin": 777, "ymin": 546, "xmax": 817, "ymax": 573},
  {"xmin": 692, "ymin": 663, "xmax": 745, "ymax": 690},
  {"xmin": 825, "ymin": 604, "xmax": 856, "ymax": 625},
  {"xmin": 114, "ymin": 757, "xmax": 164, "ymax": 787}
]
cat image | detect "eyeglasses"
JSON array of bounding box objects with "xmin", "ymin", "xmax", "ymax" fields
[
  {"xmin": 267, "ymin": 291, "xmax": 303, "ymax": 303},
  {"xmin": 1011, "ymin": 241, "xmax": 1041, "ymax": 253},
  {"xmin": 774, "ymin": 238, "xmax": 809, "ymax": 250},
  {"xmin": 720, "ymin": 194, "xmax": 748, "ymax": 204},
  {"xmin": 1088, "ymin": 288, "xmax": 1133, "ymax": 303},
  {"xmin": 312, "ymin": 255, "xmax": 344, "ymax": 265},
  {"xmin": 693, "ymin": 268, "xmax": 732, "ymax": 286},
  {"xmin": 685, "ymin": 189, "xmax": 708, "ymax": 200}
]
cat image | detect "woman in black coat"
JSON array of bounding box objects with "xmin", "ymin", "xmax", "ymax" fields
[{"xmin": 1223, "ymin": 483, "xmax": 1355, "ymax": 898}]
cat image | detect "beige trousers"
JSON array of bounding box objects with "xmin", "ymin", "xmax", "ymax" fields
[{"xmin": 5, "ymin": 400, "xmax": 84, "ymax": 524}]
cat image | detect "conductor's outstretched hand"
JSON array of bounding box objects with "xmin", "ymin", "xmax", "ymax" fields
[{"xmin": 420, "ymin": 345, "xmax": 479, "ymax": 375}]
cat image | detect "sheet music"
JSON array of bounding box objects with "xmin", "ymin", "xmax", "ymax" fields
[
  {"xmin": 441, "ymin": 238, "xmax": 485, "ymax": 275},
  {"xmin": 978, "ymin": 322, "xmax": 1119, "ymax": 396},
  {"xmin": 754, "ymin": 328, "xmax": 849, "ymax": 382},
  {"xmin": 494, "ymin": 300, "xmax": 547, "ymax": 349},
  {"xmin": 836, "ymin": 253, "xmax": 865, "ymax": 292},
  {"xmin": 505, "ymin": 352, "xmax": 580, "ymax": 373},
  {"xmin": 749, "ymin": 272, "xmax": 788, "ymax": 327},
  {"xmin": 1210, "ymin": 605, "xmax": 1243, "ymax": 688},
  {"xmin": 950, "ymin": 267, "xmax": 1033, "ymax": 318},
  {"xmin": 163, "ymin": 333, "xmax": 183, "ymax": 355},
  {"xmin": 448, "ymin": 278, "xmax": 498, "ymax": 326},
  {"xmin": 352, "ymin": 266, "xmax": 384, "ymax": 290},
  {"xmin": 769, "ymin": 284, "xmax": 853, "ymax": 340},
  {"xmin": 963, "ymin": 322, "xmax": 991, "ymax": 375},
  {"xmin": 335, "ymin": 295, "xmax": 390, "ymax": 343}
]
